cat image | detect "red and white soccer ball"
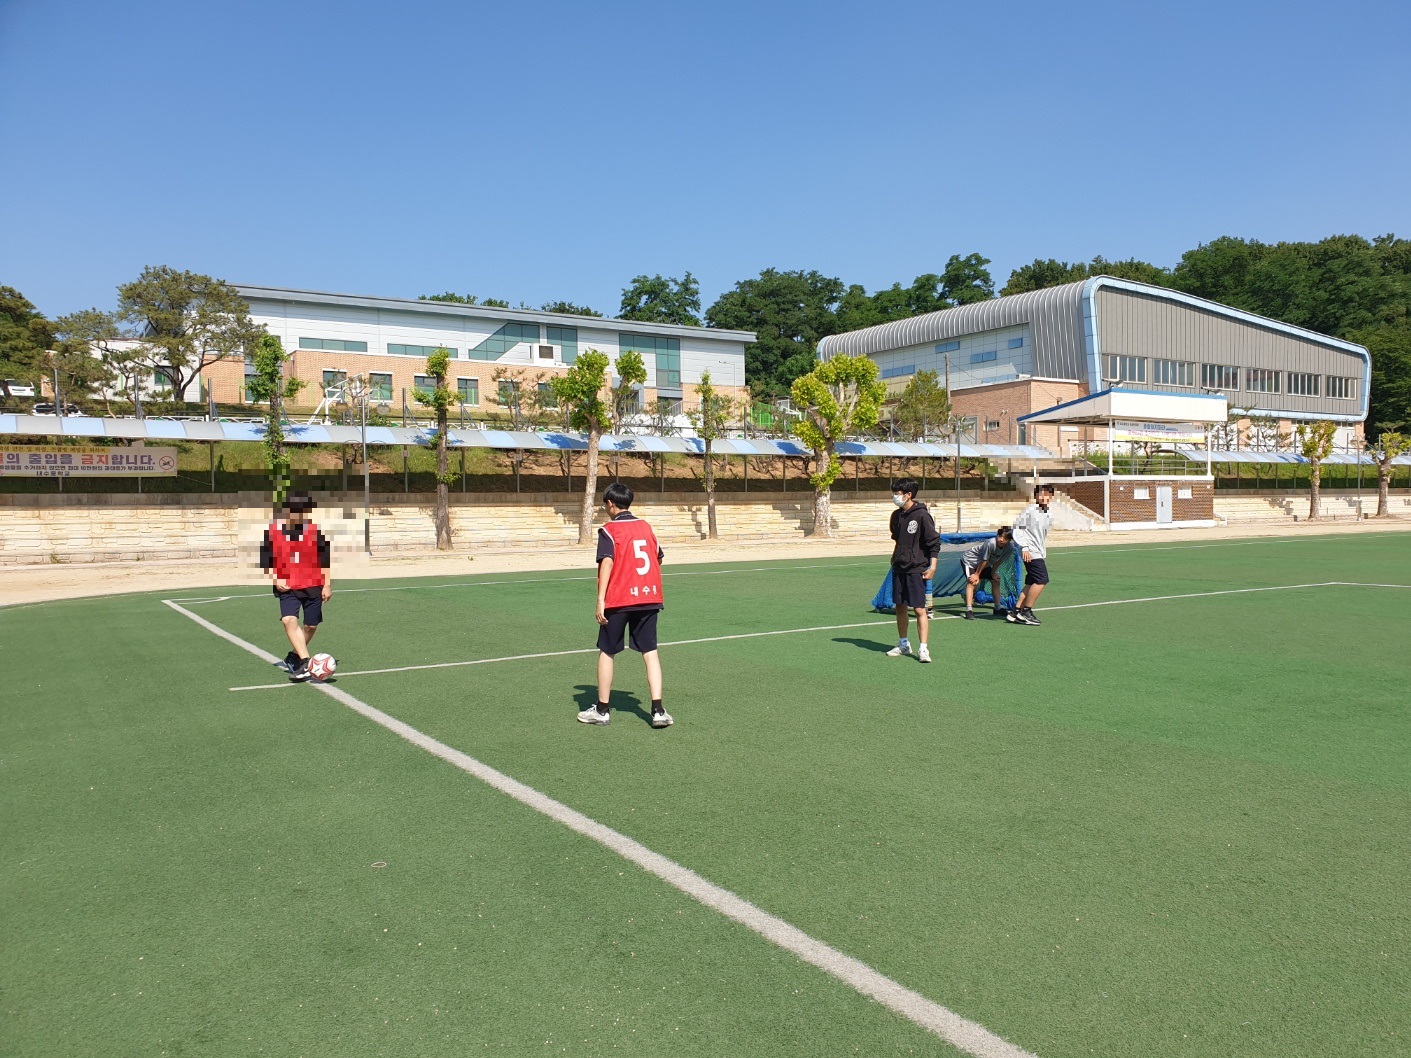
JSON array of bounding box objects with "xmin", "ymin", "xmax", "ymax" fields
[{"xmin": 308, "ymin": 653, "xmax": 337, "ymax": 681}]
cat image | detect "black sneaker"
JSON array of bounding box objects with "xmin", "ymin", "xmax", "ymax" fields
[
  {"xmin": 992, "ymin": 608, "xmax": 1007, "ymax": 619},
  {"xmin": 1020, "ymin": 609, "xmax": 1042, "ymax": 626},
  {"xmin": 963, "ymin": 610, "xmax": 976, "ymax": 620},
  {"xmin": 1005, "ymin": 610, "xmax": 1022, "ymax": 624},
  {"xmin": 289, "ymin": 658, "xmax": 313, "ymax": 682},
  {"xmin": 275, "ymin": 651, "xmax": 298, "ymax": 673}
]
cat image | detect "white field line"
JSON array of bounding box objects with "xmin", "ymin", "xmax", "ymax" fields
[
  {"xmin": 225, "ymin": 580, "xmax": 1411, "ymax": 692},
  {"xmin": 164, "ymin": 598, "xmax": 1039, "ymax": 1058},
  {"xmin": 169, "ymin": 561, "xmax": 876, "ymax": 605}
]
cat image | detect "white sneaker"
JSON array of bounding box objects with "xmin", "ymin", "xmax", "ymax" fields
[
  {"xmin": 885, "ymin": 642, "xmax": 912, "ymax": 657},
  {"xmin": 650, "ymin": 710, "xmax": 674, "ymax": 729},
  {"xmin": 576, "ymin": 706, "xmax": 610, "ymax": 725},
  {"xmin": 918, "ymin": 645, "xmax": 932, "ymax": 664}
]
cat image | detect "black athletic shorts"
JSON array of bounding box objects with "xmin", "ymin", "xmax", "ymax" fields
[
  {"xmin": 963, "ymin": 561, "xmax": 998, "ymax": 581},
  {"xmin": 1023, "ymin": 558, "xmax": 1050, "ymax": 586},
  {"xmin": 276, "ymin": 586, "xmax": 323, "ymax": 625},
  {"xmin": 598, "ymin": 608, "xmax": 660, "ymax": 656},
  {"xmin": 892, "ymin": 566, "xmax": 928, "ymax": 609}
]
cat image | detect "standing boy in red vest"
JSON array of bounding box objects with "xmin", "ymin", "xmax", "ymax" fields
[
  {"xmin": 260, "ymin": 491, "xmax": 332, "ymax": 683},
  {"xmin": 578, "ymin": 483, "xmax": 672, "ymax": 728}
]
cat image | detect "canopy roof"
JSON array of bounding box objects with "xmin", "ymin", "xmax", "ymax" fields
[
  {"xmin": 1018, "ymin": 388, "xmax": 1228, "ymax": 426},
  {"xmin": 1175, "ymin": 445, "xmax": 1411, "ymax": 466},
  {"xmin": 0, "ymin": 415, "xmax": 1054, "ymax": 461}
]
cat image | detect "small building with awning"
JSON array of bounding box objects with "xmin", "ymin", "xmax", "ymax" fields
[{"xmin": 1018, "ymin": 388, "xmax": 1229, "ymax": 529}]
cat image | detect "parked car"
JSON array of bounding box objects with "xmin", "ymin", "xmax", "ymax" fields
[
  {"xmin": 3, "ymin": 380, "xmax": 36, "ymax": 397},
  {"xmin": 30, "ymin": 402, "xmax": 84, "ymax": 416}
]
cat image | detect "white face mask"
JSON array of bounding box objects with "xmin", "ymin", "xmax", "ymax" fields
[{"xmin": 892, "ymin": 494, "xmax": 906, "ymax": 507}]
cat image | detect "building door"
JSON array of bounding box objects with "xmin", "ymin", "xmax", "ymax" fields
[{"xmin": 1156, "ymin": 486, "xmax": 1173, "ymax": 523}]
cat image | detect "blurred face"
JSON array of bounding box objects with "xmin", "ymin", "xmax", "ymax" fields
[
  {"xmin": 997, "ymin": 532, "xmax": 1012, "ymax": 547},
  {"xmin": 1037, "ymin": 489, "xmax": 1054, "ymax": 510},
  {"xmin": 286, "ymin": 507, "xmax": 309, "ymax": 524}
]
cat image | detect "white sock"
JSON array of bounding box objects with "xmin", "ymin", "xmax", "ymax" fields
[{"xmin": 898, "ymin": 637, "xmax": 910, "ymax": 648}]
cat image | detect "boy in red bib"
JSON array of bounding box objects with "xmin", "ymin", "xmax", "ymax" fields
[
  {"xmin": 259, "ymin": 491, "xmax": 332, "ymax": 682},
  {"xmin": 578, "ymin": 483, "xmax": 672, "ymax": 728}
]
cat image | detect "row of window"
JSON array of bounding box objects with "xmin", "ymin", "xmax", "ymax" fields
[
  {"xmin": 296, "ymin": 328, "xmax": 665, "ymax": 378},
  {"xmin": 1103, "ymin": 355, "xmax": 1358, "ymax": 399}
]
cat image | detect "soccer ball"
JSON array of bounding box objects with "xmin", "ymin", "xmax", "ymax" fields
[{"xmin": 308, "ymin": 653, "xmax": 337, "ymax": 681}]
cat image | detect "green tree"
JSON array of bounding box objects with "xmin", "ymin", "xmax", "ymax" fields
[
  {"xmin": 610, "ymin": 348, "xmax": 648, "ymax": 425},
  {"xmin": 1366, "ymin": 427, "xmax": 1410, "ymax": 517},
  {"xmin": 413, "ymin": 348, "xmax": 457, "ymax": 549},
  {"xmin": 1000, "ymin": 259, "xmax": 1090, "ymax": 295},
  {"xmin": 116, "ymin": 266, "xmax": 259, "ymax": 400},
  {"xmin": 790, "ymin": 354, "xmax": 887, "ymax": 537},
  {"xmin": 541, "ymin": 300, "xmax": 603, "ymax": 317},
  {"xmin": 420, "ymin": 292, "xmax": 512, "ymax": 307},
  {"xmin": 550, "ymin": 349, "xmax": 613, "ymax": 543},
  {"xmin": 705, "ymin": 269, "xmax": 845, "ymax": 399},
  {"xmin": 0, "ymin": 286, "xmax": 53, "ymax": 398},
  {"xmin": 1350, "ymin": 320, "xmax": 1411, "ymax": 438},
  {"xmin": 940, "ymin": 252, "xmax": 995, "ymax": 305},
  {"xmin": 242, "ymin": 334, "xmax": 305, "ymax": 504},
  {"xmin": 48, "ymin": 309, "xmax": 117, "ymax": 409},
  {"xmin": 890, "ymin": 369, "xmax": 952, "ymax": 441},
  {"xmin": 1296, "ymin": 420, "xmax": 1338, "ymax": 520},
  {"xmin": 619, "ymin": 273, "xmax": 701, "ymax": 326},
  {"xmin": 687, "ymin": 369, "xmax": 736, "ymax": 539}
]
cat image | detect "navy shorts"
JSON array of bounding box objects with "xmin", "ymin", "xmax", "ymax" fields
[
  {"xmin": 277, "ymin": 587, "xmax": 323, "ymax": 625},
  {"xmin": 1023, "ymin": 558, "xmax": 1050, "ymax": 586},
  {"xmin": 598, "ymin": 608, "xmax": 660, "ymax": 656},
  {"xmin": 892, "ymin": 567, "xmax": 928, "ymax": 609},
  {"xmin": 963, "ymin": 561, "xmax": 998, "ymax": 581}
]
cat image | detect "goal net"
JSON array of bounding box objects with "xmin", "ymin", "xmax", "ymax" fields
[{"xmin": 870, "ymin": 531, "xmax": 1023, "ymax": 612}]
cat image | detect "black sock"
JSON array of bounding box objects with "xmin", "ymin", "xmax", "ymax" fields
[
  {"xmin": 651, "ymin": 699, "xmax": 664, "ymax": 714},
  {"xmin": 596, "ymin": 701, "xmax": 610, "ymax": 714}
]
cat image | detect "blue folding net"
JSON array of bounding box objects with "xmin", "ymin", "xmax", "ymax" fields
[{"xmin": 870, "ymin": 531, "xmax": 1023, "ymax": 612}]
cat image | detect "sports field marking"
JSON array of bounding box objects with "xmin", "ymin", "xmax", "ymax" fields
[
  {"xmin": 168, "ymin": 561, "xmax": 877, "ymax": 604},
  {"xmin": 222, "ymin": 580, "xmax": 1410, "ymax": 692},
  {"xmin": 164, "ymin": 598, "xmax": 1040, "ymax": 1058}
]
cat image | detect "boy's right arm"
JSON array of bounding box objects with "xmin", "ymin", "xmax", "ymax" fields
[
  {"xmin": 596, "ymin": 557, "xmax": 612, "ymax": 625},
  {"xmin": 259, "ymin": 529, "xmax": 289, "ymax": 591}
]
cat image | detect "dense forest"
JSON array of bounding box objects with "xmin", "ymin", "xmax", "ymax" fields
[{"xmin": 4, "ymin": 234, "xmax": 1409, "ymax": 437}]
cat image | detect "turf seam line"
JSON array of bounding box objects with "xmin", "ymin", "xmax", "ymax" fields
[
  {"xmin": 168, "ymin": 561, "xmax": 876, "ymax": 604},
  {"xmin": 163, "ymin": 598, "xmax": 1040, "ymax": 1058}
]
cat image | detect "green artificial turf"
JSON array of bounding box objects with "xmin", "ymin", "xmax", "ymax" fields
[{"xmin": 3, "ymin": 533, "xmax": 1409, "ymax": 1057}]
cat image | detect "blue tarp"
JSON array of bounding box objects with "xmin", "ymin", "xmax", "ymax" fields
[{"xmin": 870, "ymin": 532, "xmax": 1023, "ymax": 611}]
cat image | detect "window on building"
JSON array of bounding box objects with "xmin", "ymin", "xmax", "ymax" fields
[
  {"xmin": 321, "ymin": 370, "xmax": 347, "ymax": 394},
  {"xmin": 467, "ymin": 322, "xmax": 541, "ymax": 362},
  {"xmin": 1246, "ymin": 368, "xmax": 1281, "ymax": 393},
  {"xmin": 537, "ymin": 381, "xmax": 557, "ymax": 408},
  {"xmin": 985, "ymin": 419, "xmax": 1001, "ymax": 432},
  {"xmin": 1153, "ymin": 359, "xmax": 1195, "ymax": 387},
  {"xmin": 1326, "ymin": 375, "xmax": 1357, "ymax": 400},
  {"xmin": 457, "ymin": 377, "xmax": 479, "ymax": 406},
  {"xmin": 1201, "ymin": 363, "xmax": 1240, "ymax": 390},
  {"xmin": 413, "ymin": 375, "xmax": 435, "ymax": 393},
  {"xmin": 1103, "ymin": 354, "xmax": 1147, "ymax": 384},
  {"xmin": 620, "ymin": 333, "xmax": 681, "ymax": 389},
  {"xmin": 936, "ymin": 340, "xmax": 960, "ymax": 353},
  {"xmin": 969, "ymin": 350, "xmax": 998, "ymax": 364},
  {"xmin": 546, "ymin": 325, "xmax": 578, "ymax": 364},
  {"xmin": 1007, "ymin": 337, "xmax": 1024, "ymax": 349},
  {"xmin": 369, "ymin": 372, "xmax": 392, "ymax": 402},
  {"xmin": 299, "ymin": 337, "xmax": 368, "ymax": 352},
  {"xmin": 1287, "ymin": 372, "xmax": 1320, "ymax": 396},
  {"xmin": 497, "ymin": 379, "xmax": 520, "ymax": 405},
  {"xmin": 389, "ymin": 344, "xmax": 456, "ymax": 358},
  {"xmin": 881, "ymin": 364, "xmax": 916, "ymax": 379}
]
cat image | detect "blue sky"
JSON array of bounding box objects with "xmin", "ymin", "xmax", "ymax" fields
[{"xmin": 2, "ymin": 0, "xmax": 1408, "ymax": 320}]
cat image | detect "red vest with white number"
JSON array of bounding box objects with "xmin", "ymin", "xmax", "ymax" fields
[
  {"xmin": 267, "ymin": 521, "xmax": 324, "ymax": 589},
  {"xmin": 602, "ymin": 517, "xmax": 664, "ymax": 609}
]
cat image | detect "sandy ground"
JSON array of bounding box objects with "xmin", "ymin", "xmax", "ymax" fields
[{"xmin": 1, "ymin": 517, "xmax": 1406, "ymax": 608}]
